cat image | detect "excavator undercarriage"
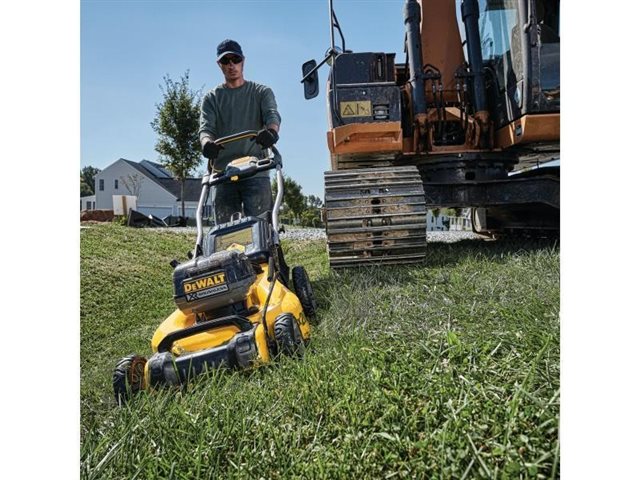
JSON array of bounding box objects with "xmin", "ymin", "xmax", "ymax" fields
[{"xmin": 324, "ymin": 166, "xmax": 427, "ymax": 268}]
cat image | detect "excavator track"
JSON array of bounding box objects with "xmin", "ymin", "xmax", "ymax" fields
[{"xmin": 324, "ymin": 166, "xmax": 427, "ymax": 268}]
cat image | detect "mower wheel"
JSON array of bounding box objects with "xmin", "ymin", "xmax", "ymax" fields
[
  {"xmin": 274, "ymin": 313, "xmax": 305, "ymax": 358},
  {"xmin": 113, "ymin": 354, "xmax": 146, "ymax": 405},
  {"xmin": 292, "ymin": 266, "xmax": 318, "ymax": 320}
]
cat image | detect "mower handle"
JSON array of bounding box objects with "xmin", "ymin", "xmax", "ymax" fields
[
  {"xmin": 194, "ymin": 133, "xmax": 284, "ymax": 254},
  {"xmin": 213, "ymin": 130, "xmax": 259, "ymax": 146},
  {"xmin": 208, "ymin": 148, "xmax": 282, "ymax": 187}
]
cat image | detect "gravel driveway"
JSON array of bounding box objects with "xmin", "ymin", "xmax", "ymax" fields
[
  {"xmin": 152, "ymin": 226, "xmax": 483, "ymax": 243},
  {"xmin": 281, "ymin": 228, "xmax": 483, "ymax": 243}
]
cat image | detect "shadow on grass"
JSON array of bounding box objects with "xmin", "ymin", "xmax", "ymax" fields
[
  {"xmin": 302, "ymin": 235, "xmax": 560, "ymax": 328},
  {"xmin": 310, "ymin": 236, "xmax": 559, "ymax": 295},
  {"xmin": 423, "ymin": 236, "xmax": 559, "ymax": 267}
]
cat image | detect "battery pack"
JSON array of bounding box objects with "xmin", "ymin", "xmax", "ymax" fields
[{"xmin": 172, "ymin": 250, "xmax": 256, "ymax": 315}]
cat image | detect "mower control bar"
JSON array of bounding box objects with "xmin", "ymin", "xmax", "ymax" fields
[
  {"xmin": 214, "ymin": 130, "xmax": 258, "ymax": 145},
  {"xmin": 194, "ymin": 131, "xmax": 284, "ymax": 255},
  {"xmin": 208, "ymin": 155, "xmax": 279, "ymax": 186}
]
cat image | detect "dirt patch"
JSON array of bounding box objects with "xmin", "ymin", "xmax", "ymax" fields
[{"xmin": 80, "ymin": 209, "xmax": 114, "ymax": 222}]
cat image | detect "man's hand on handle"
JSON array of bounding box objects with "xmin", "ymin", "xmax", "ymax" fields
[
  {"xmin": 255, "ymin": 128, "xmax": 279, "ymax": 149},
  {"xmin": 202, "ymin": 140, "xmax": 224, "ymax": 160}
]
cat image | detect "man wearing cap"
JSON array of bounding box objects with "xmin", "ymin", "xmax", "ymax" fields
[{"xmin": 198, "ymin": 39, "xmax": 281, "ymax": 224}]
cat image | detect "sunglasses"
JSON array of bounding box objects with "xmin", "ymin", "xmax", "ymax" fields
[{"xmin": 219, "ymin": 55, "xmax": 243, "ymax": 65}]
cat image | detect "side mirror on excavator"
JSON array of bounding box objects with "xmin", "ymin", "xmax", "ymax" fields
[{"xmin": 301, "ymin": 59, "xmax": 319, "ymax": 100}]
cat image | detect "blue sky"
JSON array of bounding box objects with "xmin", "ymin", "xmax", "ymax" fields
[{"xmin": 81, "ymin": 0, "xmax": 412, "ymax": 198}]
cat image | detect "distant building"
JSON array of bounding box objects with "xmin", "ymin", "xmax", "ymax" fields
[
  {"xmin": 92, "ymin": 159, "xmax": 204, "ymax": 218},
  {"xmin": 448, "ymin": 213, "xmax": 472, "ymax": 231},
  {"xmin": 427, "ymin": 211, "xmax": 448, "ymax": 231},
  {"xmin": 427, "ymin": 209, "xmax": 472, "ymax": 231},
  {"xmin": 80, "ymin": 195, "xmax": 96, "ymax": 211}
]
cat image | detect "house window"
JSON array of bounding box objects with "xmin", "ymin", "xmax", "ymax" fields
[
  {"xmin": 114, "ymin": 179, "xmax": 119, "ymax": 189},
  {"xmin": 86, "ymin": 201, "xmax": 91, "ymax": 210},
  {"xmin": 99, "ymin": 179, "xmax": 104, "ymax": 191}
]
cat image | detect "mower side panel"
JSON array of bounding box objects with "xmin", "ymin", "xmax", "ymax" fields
[
  {"xmin": 253, "ymin": 323, "xmax": 271, "ymax": 363},
  {"xmin": 251, "ymin": 271, "xmax": 311, "ymax": 341},
  {"xmin": 151, "ymin": 308, "xmax": 240, "ymax": 354}
]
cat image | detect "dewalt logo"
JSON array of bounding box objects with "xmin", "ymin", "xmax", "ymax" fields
[
  {"xmin": 183, "ymin": 270, "xmax": 229, "ymax": 302},
  {"xmin": 184, "ymin": 272, "xmax": 226, "ymax": 293}
]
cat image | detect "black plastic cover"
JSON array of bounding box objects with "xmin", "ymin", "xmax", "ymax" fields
[
  {"xmin": 173, "ymin": 250, "xmax": 255, "ymax": 315},
  {"xmin": 204, "ymin": 216, "xmax": 272, "ymax": 262},
  {"xmin": 328, "ymin": 52, "xmax": 401, "ymax": 128},
  {"xmin": 333, "ymin": 52, "xmax": 396, "ymax": 85},
  {"xmin": 148, "ymin": 328, "xmax": 259, "ymax": 386}
]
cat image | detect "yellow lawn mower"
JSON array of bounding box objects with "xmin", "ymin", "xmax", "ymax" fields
[{"xmin": 113, "ymin": 131, "xmax": 318, "ymax": 404}]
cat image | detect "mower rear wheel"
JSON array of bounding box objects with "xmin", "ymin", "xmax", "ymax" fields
[
  {"xmin": 113, "ymin": 354, "xmax": 146, "ymax": 405},
  {"xmin": 292, "ymin": 266, "xmax": 318, "ymax": 320},
  {"xmin": 274, "ymin": 313, "xmax": 305, "ymax": 358}
]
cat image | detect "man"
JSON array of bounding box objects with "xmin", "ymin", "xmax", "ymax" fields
[{"xmin": 199, "ymin": 39, "xmax": 281, "ymax": 224}]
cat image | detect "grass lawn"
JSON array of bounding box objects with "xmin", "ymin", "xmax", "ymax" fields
[{"xmin": 81, "ymin": 223, "xmax": 559, "ymax": 479}]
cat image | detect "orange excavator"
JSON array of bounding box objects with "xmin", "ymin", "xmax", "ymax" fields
[{"xmin": 302, "ymin": 0, "xmax": 559, "ymax": 268}]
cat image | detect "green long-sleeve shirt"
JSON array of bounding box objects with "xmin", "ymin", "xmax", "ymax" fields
[{"xmin": 198, "ymin": 80, "xmax": 281, "ymax": 173}]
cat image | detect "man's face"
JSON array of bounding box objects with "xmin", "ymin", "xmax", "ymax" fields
[{"xmin": 218, "ymin": 54, "xmax": 244, "ymax": 82}]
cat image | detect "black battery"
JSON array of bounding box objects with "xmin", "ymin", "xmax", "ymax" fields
[{"xmin": 173, "ymin": 250, "xmax": 256, "ymax": 315}]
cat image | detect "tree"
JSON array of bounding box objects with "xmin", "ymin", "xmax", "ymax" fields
[
  {"xmin": 271, "ymin": 177, "xmax": 325, "ymax": 227},
  {"xmin": 300, "ymin": 208, "xmax": 322, "ymax": 228},
  {"xmin": 80, "ymin": 176, "xmax": 93, "ymax": 197},
  {"xmin": 80, "ymin": 166, "xmax": 101, "ymax": 195},
  {"xmin": 306, "ymin": 194, "xmax": 323, "ymax": 209},
  {"xmin": 272, "ymin": 175, "xmax": 306, "ymax": 223},
  {"xmin": 119, "ymin": 173, "xmax": 145, "ymax": 197},
  {"xmin": 151, "ymin": 71, "xmax": 202, "ymax": 218}
]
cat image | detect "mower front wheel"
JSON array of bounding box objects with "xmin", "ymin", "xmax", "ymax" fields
[
  {"xmin": 274, "ymin": 313, "xmax": 305, "ymax": 359},
  {"xmin": 113, "ymin": 354, "xmax": 147, "ymax": 405}
]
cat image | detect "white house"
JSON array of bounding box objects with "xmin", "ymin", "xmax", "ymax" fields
[
  {"xmin": 93, "ymin": 159, "xmax": 203, "ymax": 218},
  {"xmin": 80, "ymin": 195, "xmax": 96, "ymax": 211},
  {"xmin": 427, "ymin": 210, "xmax": 448, "ymax": 231},
  {"xmin": 427, "ymin": 209, "xmax": 472, "ymax": 231}
]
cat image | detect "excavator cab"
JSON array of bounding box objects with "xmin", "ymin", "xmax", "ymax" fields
[
  {"xmin": 475, "ymin": 0, "xmax": 559, "ymax": 158},
  {"xmin": 301, "ymin": 0, "xmax": 560, "ymax": 267},
  {"xmin": 303, "ymin": 0, "xmax": 559, "ymax": 159}
]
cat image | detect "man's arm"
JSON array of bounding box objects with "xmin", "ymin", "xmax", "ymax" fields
[
  {"xmin": 260, "ymin": 87, "xmax": 281, "ymax": 131},
  {"xmin": 199, "ymin": 94, "xmax": 218, "ymax": 149},
  {"xmin": 199, "ymin": 93, "xmax": 225, "ymax": 168},
  {"xmin": 254, "ymin": 86, "xmax": 281, "ymax": 148}
]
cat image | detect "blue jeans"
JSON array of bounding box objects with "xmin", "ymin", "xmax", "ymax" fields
[{"xmin": 213, "ymin": 175, "xmax": 273, "ymax": 224}]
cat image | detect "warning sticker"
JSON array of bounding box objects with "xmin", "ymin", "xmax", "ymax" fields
[{"xmin": 340, "ymin": 101, "xmax": 372, "ymax": 118}]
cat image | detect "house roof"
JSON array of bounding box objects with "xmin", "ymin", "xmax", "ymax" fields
[
  {"xmin": 120, "ymin": 159, "xmax": 202, "ymax": 202},
  {"xmin": 156, "ymin": 177, "xmax": 202, "ymax": 201}
]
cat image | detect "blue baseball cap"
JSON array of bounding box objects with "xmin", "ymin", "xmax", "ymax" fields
[{"xmin": 216, "ymin": 39, "xmax": 244, "ymax": 61}]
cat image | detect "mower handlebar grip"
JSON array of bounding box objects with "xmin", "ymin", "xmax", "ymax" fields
[
  {"xmin": 208, "ymin": 154, "xmax": 281, "ymax": 186},
  {"xmin": 213, "ymin": 130, "xmax": 258, "ymax": 146}
]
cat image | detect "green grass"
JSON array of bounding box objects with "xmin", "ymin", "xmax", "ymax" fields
[{"xmin": 81, "ymin": 223, "xmax": 559, "ymax": 479}]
